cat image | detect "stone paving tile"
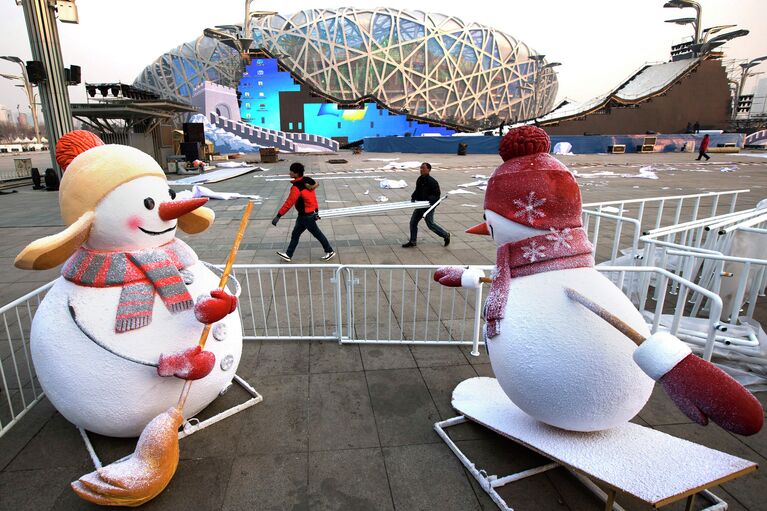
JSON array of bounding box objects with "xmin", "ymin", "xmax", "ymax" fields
[
  {"xmin": 366, "ymin": 368, "xmax": 441, "ymax": 447},
  {"xmin": 252, "ymin": 340, "xmax": 311, "ymax": 377},
  {"xmin": 223, "ymin": 453, "xmax": 309, "ymax": 510},
  {"xmin": 359, "ymin": 345, "xmax": 417, "ymax": 371},
  {"xmin": 383, "ymin": 443, "xmax": 481, "ymax": 511},
  {"xmin": 309, "ymin": 341, "xmax": 363, "ymax": 374},
  {"xmin": 409, "ymin": 345, "xmax": 471, "ymax": 367},
  {"xmin": 308, "ymin": 448, "xmax": 394, "ymax": 511},
  {"xmin": 308, "ymin": 371, "xmax": 379, "ymax": 451},
  {"xmin": 236, "ymin": 373, "xmax": 309, "ymax": 457},
  {"xmin": 0, "ymin": 466, "xmax": 74, "ymax": 511}
]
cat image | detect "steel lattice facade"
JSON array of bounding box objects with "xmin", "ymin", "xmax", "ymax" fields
[{"xmin": 134, "ymin": 8, "xmax": 557, "ymax": 127}]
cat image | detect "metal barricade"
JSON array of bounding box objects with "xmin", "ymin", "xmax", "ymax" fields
[
  {"xmin": 0, "ymin": 265, "xmax": 722, "ymax": 439},
  {"xmin": 0, "ymin": 282, "xmax": 52, "ymax": 438}
]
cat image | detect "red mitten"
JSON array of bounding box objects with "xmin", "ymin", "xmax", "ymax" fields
[
  {"xmin": 194, "ymin": 288, "xmax": 238, "ymax": 324},
  {"xmin": 634, "ymin": 332, "xmax": 764, "ymax": 436},
  {"xmin": 157, "ymin": 346, "xmax": 215, "ymax": 380},
  {"xmin": 433, "ymin": 266, "xmax": 485, "ymax": 288}
]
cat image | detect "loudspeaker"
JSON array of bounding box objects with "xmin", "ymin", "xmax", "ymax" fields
[
  {"xmin": 44, "ymin": 168, "xmax": 59, "ymax": 191},
  {"xmin": 69, "ymin": 65, "xmax": 81, "ymax": 85},
  {"xmin": 180, "ymin": 142, "xmax": 201, "ymax": 162},
  {"xmin": 457, "ymin": 143, "xmax": 468, "ymax": 156},
  {"xmin": 31, "ymin": 168, "xmax": 45, "ymax": 189},
  {"xmin": 26, "ymin": 61, "xmax": 46, "ymax": 84},
  {"xmin": 183, "ymin": 123, "xmax": 205, "ymax": 143}
]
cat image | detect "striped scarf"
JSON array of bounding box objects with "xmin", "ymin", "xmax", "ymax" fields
[{"xmin": 62, "ymin": 239, "xmax": 198, "ymax": 333}]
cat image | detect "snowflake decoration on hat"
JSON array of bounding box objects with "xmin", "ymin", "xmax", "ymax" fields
[
  {"xmin": 521, "ymin": 240, "xmax": 546, "ymax": 262},
  {"xmin": 546, "ymin": 227, "xmax": 573, "ymax": 250},
  {"xmin": 513, "ymin": 191, "xmax": 546, "ymax": 224}
]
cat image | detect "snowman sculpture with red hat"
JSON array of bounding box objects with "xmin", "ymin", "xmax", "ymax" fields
[
  {"xmin": 435, "ymin": 125, "xmax": 763, "ymax": 435},
  {"xmin": 15, "ymin": 130, "xmax": 242, "ymax": 438}
]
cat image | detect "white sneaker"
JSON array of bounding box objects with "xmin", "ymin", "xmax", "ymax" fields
[
  {"xmin": 276, "ymin": 251, "xmax": 291, "ymax": 262},
  {"xmin": 321, "ymin": 251, "xmax": 336, "ymax": 261}
]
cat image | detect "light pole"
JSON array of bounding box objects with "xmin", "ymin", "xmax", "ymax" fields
[
  {"xmin": 0, "ymin": 56, "xmax": 41, "ymax": 145},
  {"xmin": 665, "ymin": 17, "xmax": 697, "ymax": 41},
  {"xmin": 664, "ymin": 0, "xmax": 702, "ymax": 44},
  {"xmin": 737, "ymin": 56, "xmax": 767, "ymax": 118}
]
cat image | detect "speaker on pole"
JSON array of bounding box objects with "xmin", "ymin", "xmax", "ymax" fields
[
  {"xmin": 68, "ymin": 65, "xmax": 81, "ymax": 85},
  {"xmin": 26, "ymin": 60, "xmax": 46, "ymax": 84},
  {"xmin": 182, "ymin": 123, "xmax": 205, "ymax": 143}
]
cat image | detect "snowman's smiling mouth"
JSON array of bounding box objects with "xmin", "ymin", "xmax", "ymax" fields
[{"xmin": 139, "ymin": 225, "xmax": 176, "ymax": 236}]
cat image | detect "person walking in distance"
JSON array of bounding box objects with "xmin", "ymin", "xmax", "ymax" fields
[
  {"xmin": 402, "ymin": 162, "xmax": 450, "ymax": 248},
  {"xmin": 272, "ymin": 162, "xmax": 335, "ymax": 262},
  {"xmin": 697, "ymin": 134, "xmax": 711, "ymax": 161}
]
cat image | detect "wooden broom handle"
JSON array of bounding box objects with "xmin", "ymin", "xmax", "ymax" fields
[
  {"xmin": 564, "ymin": 288, "xmax": 645, "ymax": 346},
  {"xmin": 177, "ymin": 200, "xmax": 254, "ymax": 410}
]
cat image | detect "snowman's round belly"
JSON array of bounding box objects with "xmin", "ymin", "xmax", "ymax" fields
[
  {"xmin": 487, "ymin": 268, "xmax": 654, "ymax": 432},
  {"xmin": 30, "ymin": 261, "xmax": 243, "ymax": 437}
]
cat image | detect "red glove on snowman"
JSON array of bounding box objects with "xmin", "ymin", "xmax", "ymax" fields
[
  {"xmin": 634, "ymin": 332, "xmax": 763, "ymax": 436},
  {"xmin": 194, "ymin": 288, "xmax": 238, "ymax": 324},
  {"xmin": 157, "ymin": 346, "xmax": 215, "ymax": 380}
]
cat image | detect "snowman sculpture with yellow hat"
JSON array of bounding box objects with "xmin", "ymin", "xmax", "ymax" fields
[{"xmin": 16, "ymin": 131, "xmax": 242, "ymax": 438}]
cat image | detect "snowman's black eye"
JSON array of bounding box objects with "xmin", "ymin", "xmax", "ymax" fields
[
  {"xmin": 144, "ymin": 198, "xmax": 155, "ymax": 210},
  {"xmin": 168, "ymin": 188, "xmax": 176, "ymax": 199}
]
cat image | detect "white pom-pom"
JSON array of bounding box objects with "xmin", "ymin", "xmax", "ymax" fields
[
  {"xmin": 460, "ymin": 267, "xmax": 485, "ymax": 289},
  {"xmin": 633, "ymin": 331, "xmax": 691, "ymax": 381}
]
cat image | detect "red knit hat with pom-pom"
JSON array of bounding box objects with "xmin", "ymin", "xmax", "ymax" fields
[
  {"xmin": 485, "ymin": 125, "xmax": 582, "ymax": 230},
  {"xmin": 55, "ymin": 130, "xmax": 104, "ymax": 171}
]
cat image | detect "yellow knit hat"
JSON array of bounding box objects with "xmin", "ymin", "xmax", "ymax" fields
[
  {"xmin": 60, "ymin": 143, "xmax": 166, "ymax": 225},
  {"xmin": 15, "ymin": 131, "xmax": 214, "ymax": 270}
]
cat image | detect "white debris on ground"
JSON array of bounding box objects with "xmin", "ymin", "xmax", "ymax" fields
[
  {"xmin": 215, "ymin": 161, "xmax": 253, "ymax": 168},
  {"xmin": 175, "ymin": 184, "xmax": 262, "ymax": 201},
  {"xmin": 458, "ymin": 180, "xmax": 486, "ymax": 188},
  {"xmin": 381, "ymin": 161, "xmax": 426, "ymax": 170},
  {"xmin": 448, "ymin": 189, "xmax": 477, "ymax": 195},
  {"xmin": 365, "ymin": 158, "xmax": 399, "ymax": 162},
  {"xmin": 553, "ymin": 142, "xmax": 574, "ymax": 155},
  {"xmin": 720, "ymin": 166, "xmax": 738, "ymax": 173},
  {"xmin": 378, "ymin": 179, "xmax": 408, "ymax": 189},
  {"xmin": 632, "ymin": 167, "xmax": 659, "ymax": 179},
  {"xmin": 375, "ymin": 195, "xmax": 389, "ymax": 202},
  {"xmin": 461, "ymin": 204, "xmax": 478, "ymax": 208},
  {"xmin": 363, "ymin": 190, "xmax": 369, "ymax": 195}
]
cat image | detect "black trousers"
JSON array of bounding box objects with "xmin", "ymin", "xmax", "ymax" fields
[
  {"xmin": 409, "ymin": 207, "xmax": 448, "ymax": 242},
  {"xmin": 696, "ymin": 151, "xmax": 710, "ymax": 161},
  {"xmin": 286, "ymin": 214, "xmax": 333, "ymax": 257}
]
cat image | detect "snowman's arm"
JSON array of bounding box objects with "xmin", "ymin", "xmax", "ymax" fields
[{"xmin": 433, "ymin": 266, "xmax": 487, "ymax": 288}]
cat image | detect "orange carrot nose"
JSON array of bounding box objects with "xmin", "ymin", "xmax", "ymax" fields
[
  {"xmin": 466, "ymin": 222, "xmax": 490, "ymax": 235},
  {"xmin": 158, "ymin": 198, "xmax": 208, "ymax": 221}
]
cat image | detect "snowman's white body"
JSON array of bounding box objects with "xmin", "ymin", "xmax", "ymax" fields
[
  {"xmin": 31, "ymin": 259, "xmax": 242, "ymax": 437},
  {"xmin": 487, "ymin": 266, "xmax": 654, "ymax": 432}
]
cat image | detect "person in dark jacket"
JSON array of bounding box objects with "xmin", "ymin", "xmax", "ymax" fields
[
  {"xmin": 696, "ymin": 134, "xmax": 711, "ymax": 161},
  {"xmin": 272, "ymin": 162, "xmax": 335, "ymax": 262},
  {"xmin": 402, "ymin": 162, "xmax": 450, "ymax": 248}
]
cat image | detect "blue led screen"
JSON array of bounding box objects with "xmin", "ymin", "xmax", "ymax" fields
[
  {"xmin": 238, "ymin": 58, "xmax": 299, "ymax": 131},
  {"xmin": 304, "ymin": 103, "xmax": 455, "ymax": 139},
  {"xmin": 238, "ymin": 57, "xmax": 455, "ymax": 139}
]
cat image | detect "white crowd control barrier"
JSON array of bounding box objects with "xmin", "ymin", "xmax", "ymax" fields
[{"xmin": 1, "ymin": 264, "xmax": 720, "ymax": 438}]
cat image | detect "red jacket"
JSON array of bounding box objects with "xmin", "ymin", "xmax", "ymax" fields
[
  {"xmin": 278, "ymin": 176, "xmax": 319, "ymax": 216},
  {"xmin": 700, "ymin": 136, "xmax": 710, "ymax": 152}
]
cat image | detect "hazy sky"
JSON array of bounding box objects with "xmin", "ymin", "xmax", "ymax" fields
[{"xmin": 0, "ymin": 0, "xmax": 765, "ymax": 116}]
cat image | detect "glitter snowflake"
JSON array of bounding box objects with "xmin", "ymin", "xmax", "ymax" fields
[
  {"xmin": 513, "ymin": 191, "xmax": 547, "ymax": 224},
  {"xmin": 521, "ymin": 240, "xmax": 546, "ymax": 262},
  {"xmin": 546, "ymin": 227, "xmax": 573, "ymax": 250}
]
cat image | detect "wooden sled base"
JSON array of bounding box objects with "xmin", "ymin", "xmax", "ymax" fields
[
  {"xmin": 436, "ymin": 377, "xmax": 757, "ymax": 511},
  {"xmin": 79, "ymin": 374, "xmax": 263, "ymax": 469}
]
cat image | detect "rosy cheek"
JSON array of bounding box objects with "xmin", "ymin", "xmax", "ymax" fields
[{"xmin": 127, "ymin": 216, "xmax": 143, "ymax": 230}]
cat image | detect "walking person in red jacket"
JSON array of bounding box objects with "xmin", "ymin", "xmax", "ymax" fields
[
  {"xmin": 697, "ymin": 134, "xmax": 711, "ymax": 161},
  {"xmin": 272, "ymin": 162, "xmax": 335, "ymax": 262}
]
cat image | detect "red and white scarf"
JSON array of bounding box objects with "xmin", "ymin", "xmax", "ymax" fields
[
  {"xmin": 62, "ymin": 239, "xmax": 197, "ymax": 333},
  {"xmin": 485, "ymin": 227, "xmax": 594, "ymax": 338}
]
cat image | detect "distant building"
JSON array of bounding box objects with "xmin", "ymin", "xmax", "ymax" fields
[
  {"xmin": 0, "ymin": 105, "xmax": 12, "ymax": 125},
  {"xmin": 17, "ymin": 111, "xmax": 29, "ymax": 128}
]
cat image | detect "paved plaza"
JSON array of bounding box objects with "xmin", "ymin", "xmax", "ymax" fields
[{"xmin": 0, "ymin": 149, "xmax": 766, "ymax": 510}]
